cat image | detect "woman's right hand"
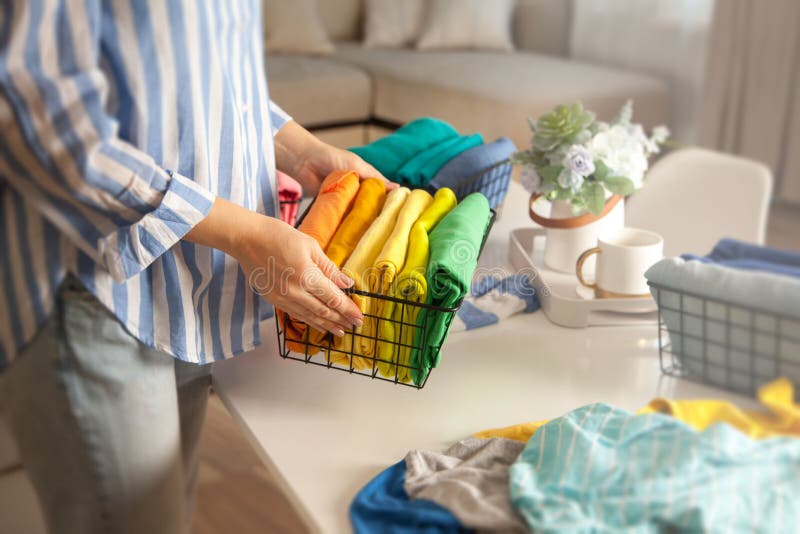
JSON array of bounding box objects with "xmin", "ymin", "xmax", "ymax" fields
[{"xmin": 185, "ymin": 198, "xmax": 363, "ymax": 337}]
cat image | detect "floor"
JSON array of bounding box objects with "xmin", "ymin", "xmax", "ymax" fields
[{"xmin": 1, "ymin": 204, "xmax": 798, "ymax": 534}]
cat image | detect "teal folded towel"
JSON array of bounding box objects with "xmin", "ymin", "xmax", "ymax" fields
[
  {"xmin": 396, "ymin": 134, "xmax": 484, "ymax": 188},
  {"xmin": 349, "ymin": 117, "xmax": 458, "ymax": 180}
]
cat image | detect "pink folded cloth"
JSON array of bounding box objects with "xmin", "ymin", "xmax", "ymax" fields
[{"xmin": 277, "ymin": 170, "xmax": 303, "ymax": 226}]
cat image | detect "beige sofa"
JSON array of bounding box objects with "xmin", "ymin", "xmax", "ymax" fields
[{"xmin": 266, "ymin": 0, "xmax": 670, "ymax": 149}]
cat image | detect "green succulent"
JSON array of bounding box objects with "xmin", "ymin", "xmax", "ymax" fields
[{"xmin": 531, "ymin": 102, "xmax": 595, "ymax": 152}]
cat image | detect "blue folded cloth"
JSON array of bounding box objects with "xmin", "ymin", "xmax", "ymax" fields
[
  {"xmin": 450, "ymin": 274, "xmax": 540, "ymax": 333},
  {"xmin": 427, "ymin": 137, "xmax": 516, "ymax": 209},
  {"xmin": 350, "ymin": 461, "xmax": 470, "ymax": 534},
  {"xmin": 681, "ymin": 238, "xmax": 800, "ymax": 279}
]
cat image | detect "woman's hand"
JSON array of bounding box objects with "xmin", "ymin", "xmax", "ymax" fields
[
  {"xmin": 274, "ymin": 120, "xmax": 397, "ymax": 195},
  {"xmin": 185, "ymin": 198, "xmax": 363, "ymax": 337}
]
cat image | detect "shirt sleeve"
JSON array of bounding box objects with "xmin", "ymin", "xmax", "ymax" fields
[
  {"xmin": 0, "ymin": 0, "xmax": 215, "ymax": 284},
  {"xmin": 269, "ymin": 99, "xmax": 292, "ymax": 134}
]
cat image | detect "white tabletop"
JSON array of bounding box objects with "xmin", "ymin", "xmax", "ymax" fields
[{"xmin": 212, "ymin": 181, "xmax": 752, "ymax": 533}]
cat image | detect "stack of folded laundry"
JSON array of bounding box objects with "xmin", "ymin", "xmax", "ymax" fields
[
  {"xmin": 349, "ymin": 117, "xmax": 516, "ymax": 209},
  {"xmin": 277, "ymin": 170, "xmax": 494, "ymax": 385},
  {"xmin": 351, "ymin": 378, "xmax": 800, "ymax": 533},
  {"xmin": 645, "ymin": 238, "xmax": 800, "ymax": 391}
]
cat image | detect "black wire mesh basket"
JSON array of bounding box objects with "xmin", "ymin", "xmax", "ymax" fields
[
  {"xmin": 427, "ymin": 158, "xmax": 512, "ymax": 211},
  {"xmin": 650, "ymin": 282, "xmax": 800, "ymax": 397},
  {"xmin": 275, "ymin": 210, "xmax": 496, "ymax": 389}
]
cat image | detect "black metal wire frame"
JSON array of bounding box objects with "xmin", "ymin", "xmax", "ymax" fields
[
  {"xmin": 650, "ymin": 281, "xmax": 800, "ymax": 398},
  {"xmin": 275, "ymin": 210, "xmax": 497, "ymax": 389},
  {"xmin": 429, "ymin": 159, "xmax": 513, "ymax": 208}
]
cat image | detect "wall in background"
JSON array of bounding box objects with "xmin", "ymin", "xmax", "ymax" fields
[{"xmin": 570, "ymin": 0, "xmax": 715, "ymax": 144}]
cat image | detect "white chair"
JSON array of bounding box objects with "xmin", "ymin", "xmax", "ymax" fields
[{"xmin": 627, "ymin": 147, "xmax": 773, "ymax": 257}]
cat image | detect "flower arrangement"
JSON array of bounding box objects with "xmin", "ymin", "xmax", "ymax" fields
[{"xmin": 512, "ymin": 101, "xmax": 669, "ymax": 215}]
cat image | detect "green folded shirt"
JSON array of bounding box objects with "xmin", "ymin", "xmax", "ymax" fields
[
  {"xmin": 349, "ymin": 117, "xmax": 458, "ymax": 180},
  {"xmin": 411, "ymin": 192, "xmax": 492, "ymax": 385},
  {"xmin": 396, "ymin": 133, "xmax": 484, "ymax": 188}
]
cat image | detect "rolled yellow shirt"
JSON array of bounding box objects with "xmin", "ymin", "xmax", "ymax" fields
[
  {"xmin": 372, "ymin": 189, "xmax": 433, "ymax": 376},
  {"xmin": 331, "ymin": 187, "xmax": 410, "ymax": 368},
  {"xmin": 307, "ymin": 178, "xmax": 387, "ymax": 350},
  {"xmin": 382, "ymin": 188, "xmax": 457, "ymax": 382}
]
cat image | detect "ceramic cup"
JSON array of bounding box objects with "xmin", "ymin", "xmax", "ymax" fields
[{"xmin": 575, "ymin": 228, "xmax": 664, "ymax": 298}]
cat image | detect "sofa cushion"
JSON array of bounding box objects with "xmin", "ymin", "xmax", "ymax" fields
[
  {"xmin": 265, "ymin": 54, "xmax": 372, "ymax": 127},
  {"xmin": 333, "ymin": 43, "xmax": 669, "ymax": 149}
]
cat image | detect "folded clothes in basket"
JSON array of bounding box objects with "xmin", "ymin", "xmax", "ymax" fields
[
  {"xmin": 645, "ymin": 256, "xmax": 800, "ymax": 390},
  {"xmin": 395, "ymin": 134, "xmax": 484, "ymax": 188},
  {"xmin": 682, "ymin": 237, "xmax": 800, "ymax": 279},
  {"xmin": 382, "ymin": 188, "xmax": 458, "ymax": 382},
  {"xmin": 372, "ymin": 189, "xmax": 434, "ymax": 377},
  {"xmin": 349, "ymin": 117, "xmax": 459, "ymax": 181},
  {"xmin": 278, "ymin": 170, "xmax": 360, "ymax": 354},
  {"xmin": 304, "ymin": 178, "xmax": 387, "ymax": 350},
  {"xmin": 349, "ymin": 117, "xmax": 483, "ymax": 188},
  {"xmin": 427, "ymin": 137, "xmax": 516, "ymax": 209},
  {"xmin": 411, "ymin": 193, "xmax": 493, "ymax": 385},
  {"xmin": 333, "ymin": 187, "xmax": 411, "ymax": 368}
]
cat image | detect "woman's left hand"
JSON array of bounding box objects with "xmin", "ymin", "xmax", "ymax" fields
[{"xmin": 274, "ymin": 120, "xmax": 398, "ymax": 195}]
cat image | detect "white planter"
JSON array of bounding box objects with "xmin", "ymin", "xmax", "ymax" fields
[{"xmin": 543, "ymin": 200, "xmax": 626, "ymax": 274}]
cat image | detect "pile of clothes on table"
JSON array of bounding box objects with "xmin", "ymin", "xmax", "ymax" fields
[
  {"xmin": 350, "ymin": 117, "xmax": 515, "ymax": 209},
  {"xmin": 278, "ymin": 170, "xmax": 494, "ymax": 385},
  {"xmin": 351, "ymin": 378, "xmax": 800, "ymax": 533}
]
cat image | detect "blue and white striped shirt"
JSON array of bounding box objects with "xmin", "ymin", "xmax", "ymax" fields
[{"xmin": 0, "ymin": 0, "xmax": 292, "ymax": 367}]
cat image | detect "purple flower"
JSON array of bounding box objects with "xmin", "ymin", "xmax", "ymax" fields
[{"xmin": 562, "ymin": 145, "xmax": 596, "ymax": 177}]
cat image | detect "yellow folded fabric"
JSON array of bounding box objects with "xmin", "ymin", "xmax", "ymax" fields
[
  {"xmin": 372, "ymin": 190, "xmax": 433, "ymax": 376},
  {"xmin": 306, "ymin": 178, "xmax": 388, "ymax": 350},
  {"xmin": 379, "ymin": 188, "xmax": 457, "ymax": 381},
  {"xmin": 331, "ymin": 187, "xmax": 410, "ymax": 368},
  {"xmin": 474, "ymin": 378, "xmax": 800, "ymax": 442}
]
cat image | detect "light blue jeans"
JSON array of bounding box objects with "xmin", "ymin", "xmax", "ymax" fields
[{"xmin": 1, "ymin": 277, "xmax": 212, "ymax": 534}]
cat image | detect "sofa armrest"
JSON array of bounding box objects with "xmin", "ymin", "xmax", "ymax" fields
[{"xmin": 513, "ymin": 0, "xmax": 572, "ymax": 57}]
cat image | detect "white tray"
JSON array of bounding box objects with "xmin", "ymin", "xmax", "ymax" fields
[{"xmin": 508, "ymin": 228, "xmax": 658, "ymax": 328}]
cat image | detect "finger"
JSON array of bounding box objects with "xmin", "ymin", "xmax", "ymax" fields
[
  {"xmin": 311, "ymin": 246, "xmax": 354, "ymax": 289},
  {"xmin": 285, "ymin": 302, "xmax": 348, "ymax": 338},
  {"xmin": 293, "ymin": 285, "xmax": 360, "ymax": 331},
  {"xmin": 303, "ymin": 268, "xmax": 364, "ymax": 324}
]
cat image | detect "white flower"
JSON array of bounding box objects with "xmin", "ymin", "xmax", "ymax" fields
[
  {"xmin": 589, "ymin": 125, "xmax": 649, "ymax": 189},
  {"xmin": 562, "ymin": 144, "xmax": 596, "ymax": 177},
  {"xmin": 519, "ymin": 165, "xmax": 542, "ymax": 193},
  {"xmin": 651, "ymin": 125, "xmax": 670, "ymax": 145},
  {"xmin": 558, "ymin": 169, "xmax": 584, "ymax": 192}
]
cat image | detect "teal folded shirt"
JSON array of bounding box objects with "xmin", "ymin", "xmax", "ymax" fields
[
  {"xmin": 396, "ymin": 134, "xmax": 484, "ymax": 188},
  {"xmin": 349, "ymin": 117, "xmax": 459, "ymax": 180},
  {"xmin": 411, "ymin": 193, "xmax": 491, "ymax": 385},
  {"xmin": 510, "ymin": 403, "xmax": 800, "ymax": 533}
]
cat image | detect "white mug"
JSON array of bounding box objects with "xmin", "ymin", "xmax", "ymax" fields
[{"xmin": 576, "ymin": 228, "xmax": 664, "ymax": 298}]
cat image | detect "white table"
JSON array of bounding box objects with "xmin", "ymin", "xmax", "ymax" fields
[{"xmin": 212, "ymin": 182, "xmax": 752, "ymax": 533}]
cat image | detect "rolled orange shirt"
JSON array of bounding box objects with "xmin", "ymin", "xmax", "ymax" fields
[{"xmin": 278, "ymin": 170, "xmax": 360, "ymax": 354}]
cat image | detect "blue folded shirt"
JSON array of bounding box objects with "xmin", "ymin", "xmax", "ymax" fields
[
  {"xmin": 427, "ymin": 137, "xmax": 516, "ymax": 209},
  {"xmin": 681, "ymin": 238, "xmax": 800, "ymax": 279}
]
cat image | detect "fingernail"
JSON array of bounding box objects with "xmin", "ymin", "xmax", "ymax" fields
[
  {"xmin": 340, "ymin": 274, "xmax": 355, "ymax": 287},
  {"xmin": 353, "ymin": 317, "xmax": 364, "ymax": 328},
  {"xmin": 333, "ymin": 328, "xmax": 345, "ymax": 338}
]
